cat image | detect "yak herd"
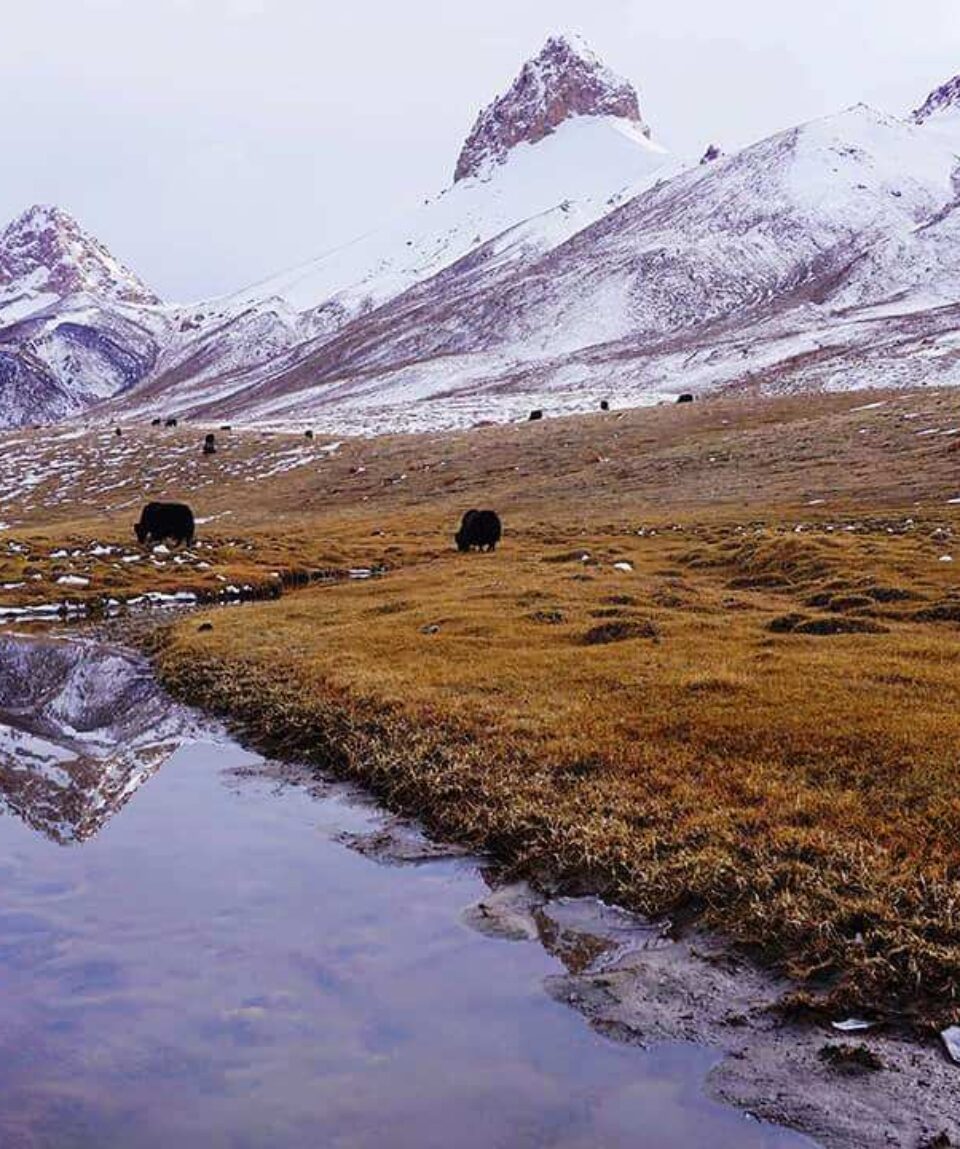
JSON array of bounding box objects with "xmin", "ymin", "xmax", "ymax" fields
[{"xmin": 129, "ymin": 393, "xmax": 697, "ymax": 550}]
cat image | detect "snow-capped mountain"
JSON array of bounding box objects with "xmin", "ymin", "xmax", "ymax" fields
[
  {"xmin": 912, "ymin": 73, "xmax": 960, "ymax": 128},
  {"xmin": 5, "ymin": 39, "xmax": 960, "ymax": 432},
  {"xmin": 454, "ymin": 34, "xmax": 652, "ymax": 182},
  {"xmin": 0, "ymin": 205, "xmax": 159, "ymax": 318},
  {"xmin": 115, "ymin": 83, "xmax": 960, "ymax": 432},
  {"xmin": 118, "ymin": 34, "xmax": 670, "ymax": 419},
  {"xmin": 0, "ymin": 206, "xmax": 170, "ymax": 426}
]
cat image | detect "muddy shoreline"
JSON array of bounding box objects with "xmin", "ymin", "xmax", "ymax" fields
[{"xmin": 29, "ymin": 613, "xmax": 960, "ymax": 1147}]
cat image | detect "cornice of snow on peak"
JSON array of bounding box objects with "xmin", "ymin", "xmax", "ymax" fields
[
  {"xmin": 454, "ymin": 34, "xmax": 651, "ymax": 183},
  {"xmin": 0, "ymin": 203, "xmax": 160, "ymax": 309}
]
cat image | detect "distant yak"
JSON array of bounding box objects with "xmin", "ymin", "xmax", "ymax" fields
[
  {"xmin": 203, "ymin": 433, "xmax": 217, "ymax": 455},
  {"xmin": 165, "ymin": 417, "xmax": 179, "ymax": 427},
  {"xmin": 135, "ymin": 502, "xmax": 195, "ymax": 547},
  {"xmin": 677, "ymin": 393, "xmax": 695, "ymax": 404},
  {"xmin": 600, "ymin": 400, "xmax": 610, "ymax": 412},
  {"xmin": 151, "ymin": 418, "xmax": 162, "ymax": 427},
  {"xmin": 456, "ymin": 509, "xmax": 502, "ymax": 553},
  {"xmin": 528, "ymin": 410, "xmax": 544, "ymax": 422}
]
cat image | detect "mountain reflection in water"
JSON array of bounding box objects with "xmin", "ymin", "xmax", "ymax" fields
[
  {"xmin": 0, "ymin": 634, "xmax": 194, "ymax": 843},
  {"xmin": 0, "ymin": 633, "xmax": 816, "ymax": 1149}
]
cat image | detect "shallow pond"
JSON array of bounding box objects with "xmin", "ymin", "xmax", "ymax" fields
[{"xmin": 0, "ymin": 633, "xmax": 817, "ymax": 1148}]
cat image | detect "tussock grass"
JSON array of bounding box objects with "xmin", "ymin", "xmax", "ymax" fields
[
  {"xmin": 155, "ymin": 517, "xmax": 960, "ymax": 1024},
  {"xmin": 5, "ymin": 389, "xmax": 960, "ymax": 1021}
]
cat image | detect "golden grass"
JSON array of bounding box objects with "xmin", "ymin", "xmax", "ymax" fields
[
  {"xmin": 155, "ymin": 516, "xmax": 960, "ymax": 1023},
  {"xmin": 4, "ymin": 389, "xmax": 960, "ymax": 1020}
]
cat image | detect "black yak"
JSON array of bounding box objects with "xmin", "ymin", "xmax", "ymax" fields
[
  {"xmin": 456, "ymin": 510, "xmax": 502, "ymax": 553},
  {"xmin": 135, "ymin": 503, "xmax": 195, "ymax": 547},
  {"xmin": 203, "ymin": 433, "xmax": 217, "ymax": 455}
]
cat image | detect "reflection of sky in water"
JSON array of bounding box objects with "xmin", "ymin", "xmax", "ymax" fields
[{"xmin": 0, "ymin": 688, "xmax": 817, "ymax": 1147}]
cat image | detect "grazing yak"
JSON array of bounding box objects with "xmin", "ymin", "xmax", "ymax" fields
[
  {"xmin": 165, "ymin": 417, "xmax": 179, "ymax": 427},
  {"xmin": 677, "ymin": 393, "xmax": 695, "ymax": 404},
  {"xmin": 135, "ymin": 502, "xmax": 196, "ymax": 547},
  {"xmin": 456, "ymin": 509, "xmax": 502, "ymax": 553},
  {"xmin": 151, "ymin": 418, "xmax": 162, "ymax": 427}
]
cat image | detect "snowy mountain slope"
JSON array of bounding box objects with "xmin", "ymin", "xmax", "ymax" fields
[
  {"xmin": 126, "ymin": 101, "xmax": 960, "ymax": 432},
  {"xmin": 9, "ymin": 43, "xmax": 960, "ymax": 433},
  {"xmin": 108, "ymin": 34, "xmax": 673, "ymax": 414},
  {"xmin": 454, "ymin": 33, "xmax": 652, "ymax": 181},
  {"xmin": 821, "ymin": 79, "xmax": 960, "ymax": 314},
  {"xmin": 0, "ymin": 206, "xmax": 172, "ymax": 427},
  {"xmin": 0, "ymin": 204, "xmax": 159, "ymax": 322}
]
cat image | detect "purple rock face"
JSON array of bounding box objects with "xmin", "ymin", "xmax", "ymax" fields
[
  {"xmin": 912, "ymin": 74, "xmax": 960, "ymax": 124},
  {"xmin": 454, "ymin": 35, "xmax": 649, "ymax": 183},
  {"xmin": 0, "ymin": 204, "xmax": 159, "ymax": 306}
]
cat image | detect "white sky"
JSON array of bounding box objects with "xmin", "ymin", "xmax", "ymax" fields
[{"xmin": 3, "ymin": 0, "xmax": 959, "ymax": 302}]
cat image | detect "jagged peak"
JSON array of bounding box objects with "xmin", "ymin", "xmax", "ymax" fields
[
  {"xmin": 454, "ymin": 35, "xmax": 650, "ymax": 183},
  {"xmin": 912, "ymin": 74, "xmax": 960, "ymax": 125},
  {"xmin": 0, "ymin": 203, "xmax": 160, "ymax": 306}
]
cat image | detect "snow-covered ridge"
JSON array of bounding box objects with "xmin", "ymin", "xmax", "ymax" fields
[
  {"xmin": 913, "ymin": 74, "xmax": 960, "ymax": 126},
  {"xmin": 6, "ymin": 42, "xmax": 960, "ymax": 432},
  {"xmin": 0, "ymin": 204, "xmax": 160, "ymax": 316},
  {"xmin": 227, "ymin": 113, "xmax": 672, "ymax": 320}
]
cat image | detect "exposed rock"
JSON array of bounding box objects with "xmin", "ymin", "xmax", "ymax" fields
[
  {"xmin": 913, "ymin": 75, "xmax": 960, "ymax": 124},
  {"xmin": 455, "ymin": 34, "xmax": 650, "ymax": 182},
  {"xmin": 0, "ymin": 204, "xmax": 159, "ymax": 307}
]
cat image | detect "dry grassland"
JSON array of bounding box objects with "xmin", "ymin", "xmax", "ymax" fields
[{"xmin": 3, "ymin": 388, "xmax": 960, "ymax": 1020}]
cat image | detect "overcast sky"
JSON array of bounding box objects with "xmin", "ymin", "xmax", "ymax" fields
[{"xmin": 4, "ymin": 0, "xmax": 959, "ymax": 301}]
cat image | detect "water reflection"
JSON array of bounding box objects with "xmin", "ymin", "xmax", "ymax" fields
[
  {"xmin": 0, "ymin": 634, "xmax": 194, "ymax": 843},
  {"xmin": 0, "ymin": 635, "xmax": 817, "ymax": 1149}
]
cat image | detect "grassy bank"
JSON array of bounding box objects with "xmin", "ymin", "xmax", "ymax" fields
[
  {"xmin": 4, "ymin": 388, "xmax": 960, "ymax": 1021},
  {"xmin": 154, "ymin": 514, "xmax": 960, "ymax": 1025}
]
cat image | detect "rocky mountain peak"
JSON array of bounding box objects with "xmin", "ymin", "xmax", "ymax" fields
[
  {"xmin": 0, "ymin": 204, "xmax": 160, "ymax": 306},
  {"xmin": 912, "ymin": 74, "xmax": 960, "ymax": 125},
  {"xmin": 454, "ymin": 34, "xmax": 650, "ymax": 183}
]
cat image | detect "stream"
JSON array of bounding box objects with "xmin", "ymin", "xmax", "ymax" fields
[{"xmin": 0, "ymin": 632, "xmax": 817, "ymax": 1148}]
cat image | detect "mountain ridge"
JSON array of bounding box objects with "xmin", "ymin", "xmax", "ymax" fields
[{"xmin": 3, "ymin": 43, "xmax": 960, "ymax": 430}]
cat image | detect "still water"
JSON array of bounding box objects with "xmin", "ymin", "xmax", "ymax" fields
[{"xmin": 0, "ymin": 633, "xmax": 816, "ymax": 1148}]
